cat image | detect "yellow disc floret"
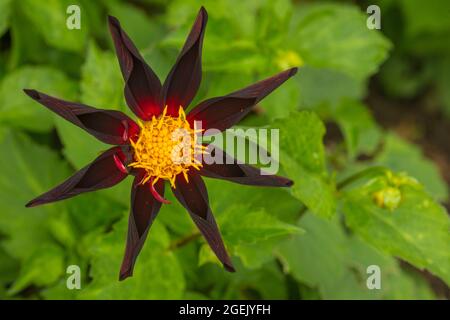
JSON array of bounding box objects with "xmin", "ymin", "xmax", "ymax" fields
[{"xmin": 128, "ymin": 106, "xmax": 206, "ymax": 187}]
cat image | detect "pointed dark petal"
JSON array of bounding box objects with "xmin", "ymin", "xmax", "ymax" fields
[
  {"xmin": 119, "ymin": 173, "xmax": 164, "ymax": 280},
  {"xmin": 23, "ymin": 89, "xmax": 139, "ymax": 145},
  {"xmin": 187, "ymin": 68, "xmax": 298, "ymax": 132},
  {"xmin": 200, "ymin": 146, "xmax": 293, "ymax": 187},
  {"xmin": 162, "ymin": 7, "xmax": 207, "ymax": 116},
  {"xmin": 26, "ymin": 147, "xmax": 129, "ymax": 207},
  {"xmin": 108, "ymin": 16, "xmax": 163, "ymax": 120},
  {"xmin": 172, "ymin": 172, "xmax": 235, "ymax": 272}
]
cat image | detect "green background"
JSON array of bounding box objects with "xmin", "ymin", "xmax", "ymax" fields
[{"xmin": 0, "ymin": 0, "xmax": 449, "ymax": 299}]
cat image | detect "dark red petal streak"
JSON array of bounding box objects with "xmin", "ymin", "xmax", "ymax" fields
[
  {"xmin": 200, "ymin": 146, "xmax": 293, "ymax": 187},
  {"xmin": 26, "ymin": 147, "xmax": 129, "ymax": 207},
  {"xmin": 187, "ymin": 68, "xmax": 298, "ymax": 132},
  {"xmin": 113, "ymin": 154, "xmax": 128, "ymax": 174},
  {"xmin": 150, "ymin": 180, "xmax": 171, "ymax": 204},
  {"xmin": 23, "ymin": 89, "xmax": 138, "ymax": 145},
  {"xmin": 172, "ymin": 172, "xmax": 235, "ymax": 272},
  {"xmin": 119, "ymin": 173, "xmax": 164, "ymax": 280},
  {"xmin": 162, "ymin": 7, "xmax": 207, "ymax": 116},
  {"xmin": 108, "ymin": 16, "xmax": 162, "ymax": 120}
]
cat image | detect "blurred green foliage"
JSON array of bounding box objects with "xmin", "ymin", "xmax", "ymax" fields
[
  {"xmin": 0, "ymin": 0, "xmax": 448, "ymax": 300},
  {"xmin": 374, "ymin": 0, "xmax": 450, "ymax": 115}
]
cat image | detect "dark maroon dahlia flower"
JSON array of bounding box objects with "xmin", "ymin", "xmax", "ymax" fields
[{"xmin": 24, "ymin": 7, "xmax": 297, "ymax": 280}]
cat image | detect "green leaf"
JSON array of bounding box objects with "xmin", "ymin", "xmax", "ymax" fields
[
  {"xmin": 0, "ymin": 247, "xmax": 19, "ymax": 285},
  {"xmin": 55, "ymin": 117, "xmax": 105, "ymax": 169},
  {"xmin": 0, "ymin": 66, "xmax": 77, "ymax": 132},
  {"xmin": 7, "ymin": 8, "xmax": 47, "ymax": 70},
  {"xmin": 272, "ymin": 111, "xmax": 336, "ymax": 218},
  {"xmin": 232, "ymin": 262, "xmax": 289, "ymax": 299},
  {"xmin": 105, "ymin": 0, "xmax": 165, "ymax": 50},
  {"xmin": 399, "ymin": 0, "xmax": 450, "ymax": 38},
  {"xmin": 191, "ymin": 258, "xmax": 289, "ymax": 299},
  {"xmin": 8, "ymin": 244, "xmax": 65, "ymax": 295},
  {"xmin": 375, "ymin": 134, "xmax": 448, "ymax": 201},
  {"xmin": 277, "ymin": 213, "xmax": 369, "ymax": 299},
  {"xmin": 8, "ymin": 5, "xmax": 85, "ymax": 75},
  {"xmin": 260, "ymin": 76, "xmax": 301, "ymax": 120},
  {"xmin": 158, "ymin": 191, "xmax": 196, "ymax": 236},
  {"xmin": 179, "ymin": 171, "xmax": 303, "ymax": 270},
  {"xmin": 347, "ymin": 236, "xmax": 435, "ymax": 300},
  {"xmin": 141, "ymin": 46, "xmax": 174, "ymax": 85},
  {"xmin": 0, "ymin": 0, "xmax": 11, "ymax": 37},
  {"xmin": 18, "ymin": 0, "xmax": 88, "ymax": 52},
  {"xmin": 189, "ymin": 175, "xmax": 304, "ymax": 269},
  {"xmin": 198, "ymin": 204, "xmax": 302, "ymax": 269},
  {"xmin": 162, "ymin": 171, "xmax": 303, "ymax": 269},
  {"xmin": 79, "ymin": 217, "xmax": 185, "ymax": 299},
  {"xmin": 47, "ymin": 210, "xmax": 78, "ymax": 249},
  {"xmin": 194, "ymin": 72, "xmax": 254, "ymax": 108},
  {"xmin": 40, "ymin": 279, "xmax": 78, "ymax": 300},
  {"xmin": 0, "ymin": 130, "xmax": 71, "ymax": 261},
  {"xmin": 225, "ymin": 261, "xmax": 290, "ymax": 299},
  {"xmin": 219, "ymin": 205, "xmax": 302, "ymax": 246},
  {"xmin": 198, "ymin": 244, "xmax": 222, "ymax": 268},
  {"xmin": 277, "ymin": 212, "xmax": 436, "ymax": 299},
  {"xmin": 221, "ymin": 205, "xmax": 303, "ymax": 268},
  {"xmin": 256, "ymin": 0, "xmax": 293, "ymax": 43},
  {"xmin": 80, "ymin": 43, "xmax": 124, "ymax": 109},
  {"xmin": 164, "ymin": 0, "xmax": 266, "ymax": 74},
  {"xmin": 341, "ymin": 172, "xmax": 450, "ymax": 286},
  {"xmin": 297, "ymin": 66, "xmax": 365, "ymax": 111},
  {"xmin": 291, "ymin": 3, "xmax": 391, "ymax": 80},
  {"xmin": 65, "ymin": 193, "xmax": 126, "ymax": 234},
  {"xmin": 206, "ymin": 177, "xmax": 302, "ymax": 224},
  {"xmin": 381, "ymin": 0, "xmax": 450, "ymax": 56},
  {"xmin": 334, "ymin": 100, "xmax": 382, "ymax": 159}
]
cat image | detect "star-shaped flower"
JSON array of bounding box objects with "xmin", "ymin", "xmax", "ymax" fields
[{"xmin": 24, "ymin": 7, "xmax": 297, "ymax": 280}]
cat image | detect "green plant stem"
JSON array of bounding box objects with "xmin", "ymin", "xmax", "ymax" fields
[
  {"xmin": 169, "ymin": 232, "xmax": 201, "ymax": 251},
  {"xmin": 336, "ymin": 166, "xmax": 388, "ymax": 190}
]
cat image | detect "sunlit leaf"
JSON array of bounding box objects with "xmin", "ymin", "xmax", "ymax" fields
[
  {"xmin": 0, "ymin": 131, "xmax": 71, "ymax": 260},
  {"xmin": 375, "ymin": 134, "xmax": 448, "ymax": 201},
  {"xmin": 334, "ymin": 100, "xmax": 382, "ymax": 159},
  {"xmin": 272, "ymin": 111, "xmax": 336, "ymax": 218},
  {"xmin": 341, "ymin": 172, "xmax": 450, "ymax": 286},
  {"xmin": 8, "ymin": 244, "xmax": 65, "ymax": 295},
  {"xmin": 0, "ymin": 66, "xmax": 77, "ymax": 132},
  {"xmin": 80, "ymin": 217, "xmax": 185, "ymax": 299},
  {"xmin": 18, "ymin": 0, "xmax": 88, "ymax": 52},
  {"xmin": 278, "ymin": 212, "xmax": 436, "ymax": 299},
  {"xmin": 290, "ymin": 3, "xmax": 391, "ymax": 80}
]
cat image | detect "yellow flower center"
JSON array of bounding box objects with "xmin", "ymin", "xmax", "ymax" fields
[{"xmin": 128, "ymin": 106, "xmax": 205, "ymax": 187}]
